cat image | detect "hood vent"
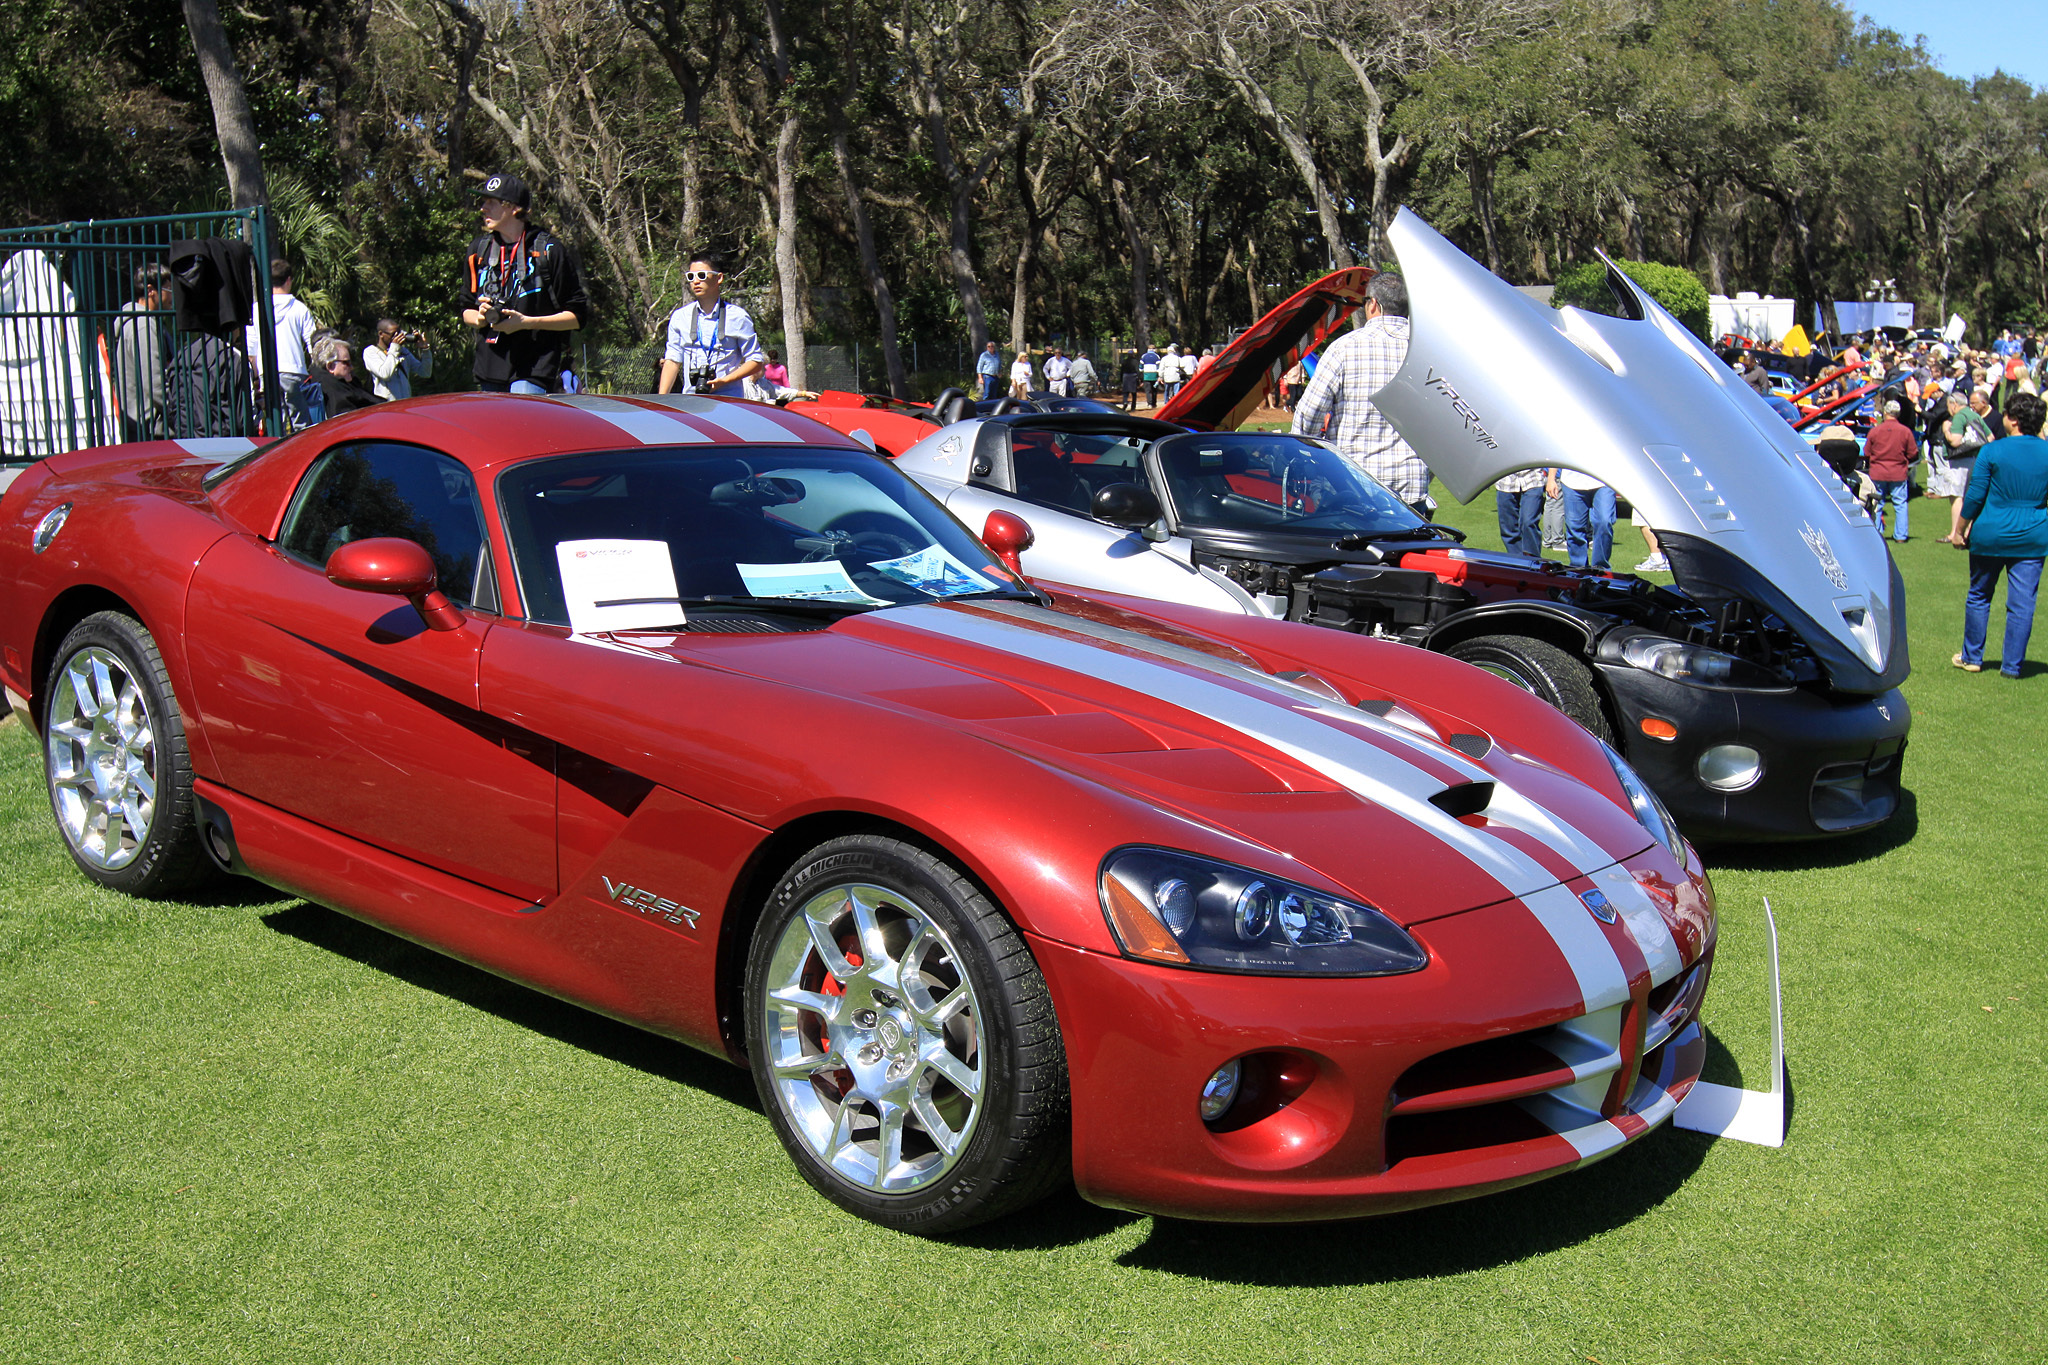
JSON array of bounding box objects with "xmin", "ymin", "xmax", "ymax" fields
[{"xmin": 1429, "ymin": 781, "xmax": 1495, "ymax": 819}]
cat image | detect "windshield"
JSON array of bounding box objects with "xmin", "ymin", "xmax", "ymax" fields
[
  {"xmin": 500, "ymin": 446, "xmax": 1022, "ymax": 630},
  {"xmin": 1155, "ymin": 432, "xmax": 1427, "ymax": 537}
]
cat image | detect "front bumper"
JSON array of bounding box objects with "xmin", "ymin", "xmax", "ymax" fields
[
  {"xmin": 1600, "ymin": 668, "xmax": 1909, "ymax": 841},
  {"xmin": 1033, "ymin": 852, "xmax": 1713, "ymax": 1222}
]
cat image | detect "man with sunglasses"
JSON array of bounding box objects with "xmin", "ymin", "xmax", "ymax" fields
[
  {"xmin": 658, "ymin": 252, "xmax": 766, "ymax": 397},
  {"xmin": 460, "ymin": 171, "xmax": 591, "ymax": 394}
]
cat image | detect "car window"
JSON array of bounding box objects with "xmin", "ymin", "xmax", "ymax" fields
[
  {"xmin": 279, "ymin": 441, "xmax": 490, "ymax": 607},
  {"xmin": 1154, "ymin": 432, "xmax": 1423, "ymax": 536},
  {"xmin": 1006, "ymin": 430, "xmax": 1151, "ymax": 515},
  {"xmin": 498, "ymin": 446, "xmax": 1019, "ymax": 629}
]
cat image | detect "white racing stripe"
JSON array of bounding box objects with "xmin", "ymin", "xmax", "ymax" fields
[
  {"xmin": 975, "ymin": 600, "xmax": 1619, "ymax": 877},
  {"xmin": 174, "ymin": 437, "xmax": 257, "ymax": 461},
  {"xmin": 637, "ymin": 394, "xmax": 808, "ymax": 444},
  {"xmin": 888, "ymin": 603, "xmax": 1633, "ymax": 1011},
  {"xmin": 1589, "ymin": 862, "xmax": 1684, "ymax": 985},
  {"xmin": 545, "ymin": 395, "xmax": 710, "ymax": 446}
]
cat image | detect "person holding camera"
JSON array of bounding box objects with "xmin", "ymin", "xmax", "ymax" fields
[
  {"xmin": 460, "ymin": 171, "xmax": 591, "ymax": 394},
  {"xmin": 658, "ymin": 252, "xmax": 765, "ymax": 397},
  {"xmin": 364, "ymin": 318, "xmax": 433, "ymax": 402}
]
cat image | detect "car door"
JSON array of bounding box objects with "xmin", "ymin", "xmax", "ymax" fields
[
  {"xmin": 940, "ymin": 426, "xmax": 1243, "ymax": 612},
  {"xmin": 184, "ymin": 439, "xmax": 558, "ymax": 903}
]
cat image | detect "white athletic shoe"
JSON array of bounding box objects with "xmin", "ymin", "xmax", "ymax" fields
[{"xmin": 1633, "ymin": 554, "xmax": 1670, "ymax": 572}]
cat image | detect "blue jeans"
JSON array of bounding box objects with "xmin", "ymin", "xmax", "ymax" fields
[
  {"xmin": 1563, "ymin": 484, "xmax": 1616, "ymax": 568},
  {"xmin": 1496, "ymin": 487, "xmax": 1544, "ymax": 557},
  {"xmin": 1963, "ymin": 554, "xmax": 2043, "ymax": 676},
  {"xmin": 979, "ymin": 372, "xmax": 1000, "ymax": 399},
  {"xmin": 1873, "ymin": 479, "xmax": 1909, "ymax": 539}
]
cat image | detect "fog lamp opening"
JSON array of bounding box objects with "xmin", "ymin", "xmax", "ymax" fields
[
  {"xmin": 1198, "ymin": 1059, "xmax": 1243, "ymax": 1124},
  {"xmin": 1697, "ymin": 743, "xmax": 1763, "ymax": 792}
]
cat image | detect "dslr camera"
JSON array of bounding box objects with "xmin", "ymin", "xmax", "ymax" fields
[
  {"xmin": 475, "ymin": 290, "xmax": 504, "ymax": 329},
  {"xmin": 687, "ymin": 364, "xmax": 718, "ymax": 393}
]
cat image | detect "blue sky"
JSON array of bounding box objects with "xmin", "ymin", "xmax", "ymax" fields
[{"xmin": 1850, "ymin": 1, "xmax": 2048, "ymax": 90}]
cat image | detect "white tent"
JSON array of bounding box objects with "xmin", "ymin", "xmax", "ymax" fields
[{"xmin": 0, "ymin": 250, "xmax": 112, "ymax": 458}]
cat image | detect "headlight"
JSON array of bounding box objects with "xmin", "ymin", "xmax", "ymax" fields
[
  {"xmin": 1618, "ymin": 635, "xmax": 1791, "ymax": 691},
  {"xmin": 1099, "ymin": 847, "xmax": 1428, "ymax": 976},
  {"xmin": 1603, "ymin": 741, "xmax": 1688, "ymax": 870}
]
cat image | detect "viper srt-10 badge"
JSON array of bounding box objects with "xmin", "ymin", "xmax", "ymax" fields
[
  {"xmin": 602, "ymin": 875, "xmax": 701, "ymax": 930},
  {"xmin": 1579, "ymin": 887, "xmax": 1618, "ymax": 924}
]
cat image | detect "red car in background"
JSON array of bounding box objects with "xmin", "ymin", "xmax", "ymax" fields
[{"xmin": 0, "ymin": 392, "xmax": 1713, "ymax": 1232}]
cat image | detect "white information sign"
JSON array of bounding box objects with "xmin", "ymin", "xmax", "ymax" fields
[{"xmin": 556, "ymin": 539, "xmax": 683, "ymax": 634}]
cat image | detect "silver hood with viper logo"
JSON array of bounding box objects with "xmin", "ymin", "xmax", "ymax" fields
[{"xmin": 1370, "ymin": 209, "xmax": 1907, "ymax": 695}]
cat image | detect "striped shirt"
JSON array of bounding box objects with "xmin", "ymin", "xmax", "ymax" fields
[{"xmin": 1291, "ymin": 315, "xmax": 1430, "ymax": 502}]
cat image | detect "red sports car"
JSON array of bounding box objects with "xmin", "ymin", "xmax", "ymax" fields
[{"xmin": 0, "ymin": 393, "xmax": 1715, "ymax": 1232}]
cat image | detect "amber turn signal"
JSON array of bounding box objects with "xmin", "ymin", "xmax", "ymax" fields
[{"xmin": 1639, "ymin": 718, "xmax": 1679, "ymax": 741}]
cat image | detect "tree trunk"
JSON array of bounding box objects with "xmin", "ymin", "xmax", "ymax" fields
[
  {"xmin": 1213, "ymin": 32, "xmax": 1352, "ymax": 269},
  {"xmin": 181, "ymin": 0, "xmax": 268, "ymax": 208},
  {"xmin": 761, "ymin": 0, "xmax": 806, "ymax": 390},
  {"xmin": 1107, "ymin": 164, "xmax": 1151, "ymax": 348},
  {"xmin": 833, "ymin": 127, "xmax": 906, "ymax": 397},
  {"xmin": 1469, "ymin": 154, "xmax": 1501, "ymax": 275}
]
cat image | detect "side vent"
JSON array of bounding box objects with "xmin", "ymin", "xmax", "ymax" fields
[
  {"xmin": 1446, "ymin": 733, "xmax": 1492, "ymax": 760},
  {"xmin": 1428, "ymin": 782, "xmax": 1495, "ymax": 819}
]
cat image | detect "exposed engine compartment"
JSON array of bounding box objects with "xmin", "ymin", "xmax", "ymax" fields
[{"xmin": 1193, "ymin": 543, "xmax": 1827, "ymax": 688}]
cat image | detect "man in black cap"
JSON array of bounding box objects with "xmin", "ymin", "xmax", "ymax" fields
[{"xmin": 459, "ymin": 171, "xmax": 592, "ymax": 393}]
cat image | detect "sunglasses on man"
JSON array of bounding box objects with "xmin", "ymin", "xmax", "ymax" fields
[{"xmin": 686, "ymin": 270, "xmax": 720, "ymax": 282}]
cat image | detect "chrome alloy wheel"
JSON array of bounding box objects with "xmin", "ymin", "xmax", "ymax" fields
[
  {"xmin": 759, "ymin": 882, "xmax": 985, "ymax": 1194},
  {"xmin": 1471, "ymin": 661, "xmax": 1539, "ymax": 693},
  {"xmin": 45, "ymin": 646, "xmax": 159, "ymax": 871}
]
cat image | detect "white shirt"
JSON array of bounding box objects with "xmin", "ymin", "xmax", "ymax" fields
[
  {"xmin": 1010, "ymin": 357, "xmax": 1034, "ymax": 387},
  {"xmin": 363, "ymin": 342, "xmax": 432, "ymax": 402},
  {"xmin": 1160, "ymin": 352, "xmax": 1182, "ymax": 383},
  {"xmin": 662, "ymin": 299, "xmax": 766, "ymax": 397},
  {"xmin": 249, "ymin": 291, "xmax": 319, "ymax": 382}
]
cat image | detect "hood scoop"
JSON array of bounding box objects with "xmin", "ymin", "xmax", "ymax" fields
[{"xmin": 1428, "ymin": 781, "xmax": 1496, "ymax": 819}]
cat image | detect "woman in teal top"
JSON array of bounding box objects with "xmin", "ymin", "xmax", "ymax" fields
[{"xmin": 1955, "ymin": 391, "xmax": 2048, "ymax": 677}]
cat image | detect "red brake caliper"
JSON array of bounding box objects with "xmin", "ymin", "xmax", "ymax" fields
[{"xmin": 815, "ymin": 942, "xmax": 864, "ymax": 1097}]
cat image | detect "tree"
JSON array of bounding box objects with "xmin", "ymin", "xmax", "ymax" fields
[{"xmin": 181, "ymin": 0, "xmax": 268, "ymax": 207}]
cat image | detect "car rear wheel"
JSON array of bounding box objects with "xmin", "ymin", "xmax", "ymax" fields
[
  {"xmin": 1446, "ymin": 633, "xmax": 1615, "ymax": 744},
  {"xmin": 42, "ymin": 611, "xmax": 213, "ymax": 898},
  {"xmin": 745, "ymin": 834, "xmax": 1069, "ymax": 1234}
]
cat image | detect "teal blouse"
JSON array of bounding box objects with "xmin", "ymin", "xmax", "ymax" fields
[{"xmin": 1961, "ymin": 434, "xmax": 2048, "ymax": 559}]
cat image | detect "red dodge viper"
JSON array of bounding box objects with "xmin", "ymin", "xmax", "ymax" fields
[{"xmin": 0, "ymin": 392, "xmax": 1714, "ymax": 1232}]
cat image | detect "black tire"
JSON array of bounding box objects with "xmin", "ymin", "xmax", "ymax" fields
[
  {"xmin": 744, "ymin": 833, "xmax": 1069, "ymax": 1234},
  {"xmin": 1445, "ymin": 633, "xmax": 1616, "ymax": 743},
  {"xmin": 41, "ymin": 611, "xmax": 214, "ymax": 898}
]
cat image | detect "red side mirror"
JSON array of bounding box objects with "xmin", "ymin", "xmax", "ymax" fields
[
  {"xmin": 981, "ymin": 510, "xmax": 1035, "ymax": 576},
  {"xmin": 325, "ymin": 537, "xmax": 465, "ymax": 632}
]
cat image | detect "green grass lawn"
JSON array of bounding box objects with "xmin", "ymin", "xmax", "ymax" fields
[{"xmin": 2, "ymin": 503, "xmax": 2043, "ymax": 1362}]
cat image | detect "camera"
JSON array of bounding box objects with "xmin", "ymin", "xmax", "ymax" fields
[
  {"xmin": 688, "ymin": 364, "xmax": 718, "ymax": 393},
  {"xmin": 476, "ymin": 291, "xmax": 503, "ymax": 328}
]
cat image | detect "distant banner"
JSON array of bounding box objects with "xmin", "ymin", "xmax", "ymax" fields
[{"xmin": 1822, "ymin": 301, "xmax": 1916, "ymax": 335}]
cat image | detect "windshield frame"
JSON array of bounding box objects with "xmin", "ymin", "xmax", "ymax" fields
[
  {"xmin": 495, "ymin": 444, "xmax": 1024, "ymax": 628},
  {"xmin": 1148, "ymin": 431, "xmax": 1429, "ymax": 541}
]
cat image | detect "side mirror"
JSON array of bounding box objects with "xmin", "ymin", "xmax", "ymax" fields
[
  {"xmin": 1092, "ymin": 481, "xmax": 1163, "ymax": 530},
  {"xmin": 981, "ymin": 510, "xmax": 1035, "ymax": 576},
  {"xmin": 325, "ymin": 537, "xmax": 464, "ymax": 632}
]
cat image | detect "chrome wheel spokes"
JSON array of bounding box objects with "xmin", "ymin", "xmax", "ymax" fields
[
  {"xmin": 46, "ymin": 647, "xmax": 158, "ymax": 870},
  {"xmin": 761, "ymin": 883, "xmax": 985, "ymax": 1194}
]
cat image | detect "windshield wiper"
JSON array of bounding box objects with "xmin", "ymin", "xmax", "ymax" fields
[
  {"xmin": 685, "ymin": 595, "xmax": 883, "ymax": 616},
  {"xmin": 1339, "ymin": 525, "xmax": 1463, "ymax": 547}
]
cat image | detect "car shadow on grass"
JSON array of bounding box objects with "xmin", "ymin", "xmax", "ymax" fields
[
  {"xmin": 1698, "ymin": 785, "xmax": 1919, "ymax": 873},
  {"xmin": 1112, "ymin": 1126, "xmax": 1719, "ymax": 1284},
  {"xmin": 261, "ymin": 903, "xmax": 762, "ymax": 1113}
]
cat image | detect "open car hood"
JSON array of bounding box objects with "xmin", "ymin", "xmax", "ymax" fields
[
  {"xmin": 1371, "ymin": 210, "xmax": 1905, "ymax": 692},
  {"xmin": 1158, "ymin": 268, "xmax": 1378, "ymax": 431}
]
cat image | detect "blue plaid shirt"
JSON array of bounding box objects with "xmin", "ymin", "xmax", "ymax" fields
[{"xmin": 1291, "ymin": 315, "xmax": 1430, "ymax": 502}]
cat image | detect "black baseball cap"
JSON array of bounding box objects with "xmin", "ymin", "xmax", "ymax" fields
[{"xmin": 476, "ymin": 172, "xmax": 531, "ymax": 210}]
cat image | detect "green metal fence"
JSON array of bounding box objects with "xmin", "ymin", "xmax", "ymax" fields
[{"xmin": 0, "ymin": 208, "xmax": 282, "ymax": 460}]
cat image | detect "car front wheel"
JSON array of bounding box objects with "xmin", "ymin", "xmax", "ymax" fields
[
  {"xmin": 745, "ymin": 834, "xmax": 1069, "ymax": 1234},
  {"xmin": 42, "ymin": 611, "xmax": 213, "ymax": 897},
  {"xmin": 1446, "ymin": 633, "xmax": 1616, "ymax": 743}
]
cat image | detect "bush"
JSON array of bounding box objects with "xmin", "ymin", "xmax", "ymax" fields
[{"xmin": 1552, "ymin": 258, "xmax": 1712, "ymax": 340}]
